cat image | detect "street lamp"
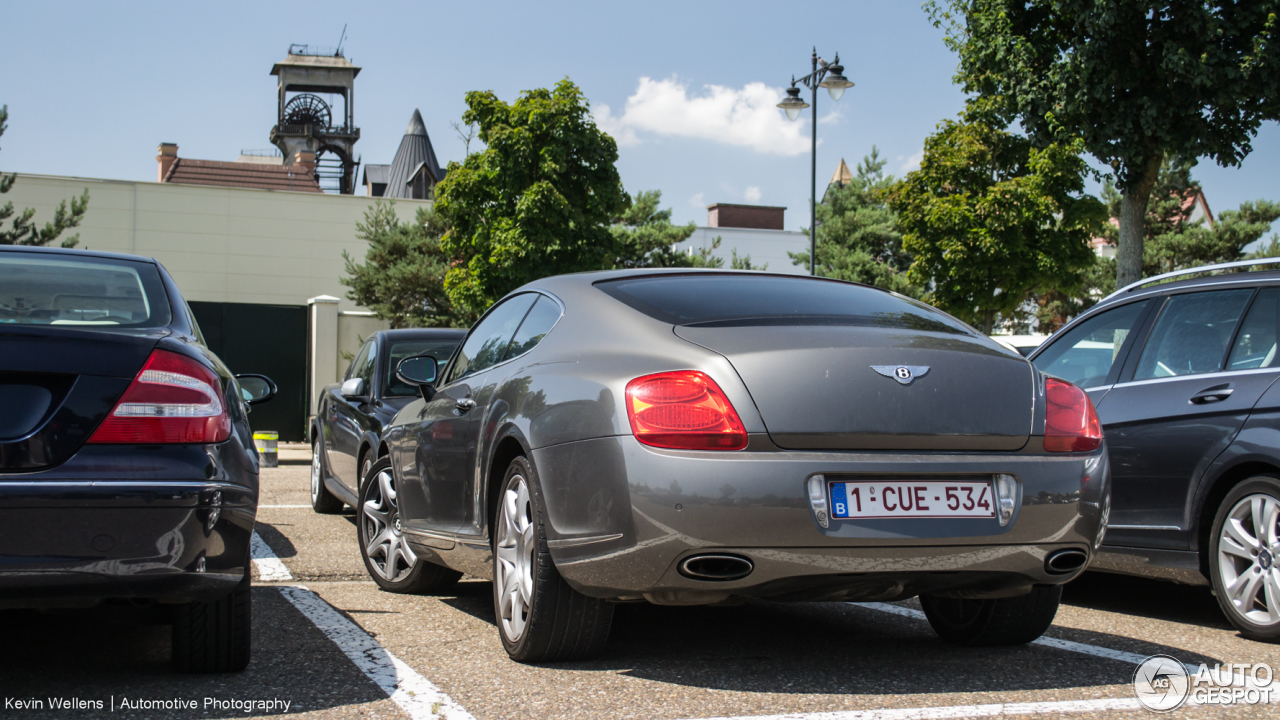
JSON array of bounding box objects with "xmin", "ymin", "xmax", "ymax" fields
[{"xmin": 777, "ymin": 49, "xmax": 853, "ymax": 276}]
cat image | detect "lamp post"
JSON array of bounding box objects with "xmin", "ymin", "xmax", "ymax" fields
[{"xmin": 777, "ymin": 49, "xmax": 853, "ymax": 276}]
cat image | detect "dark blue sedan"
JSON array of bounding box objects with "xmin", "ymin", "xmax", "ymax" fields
[{"xmin": 0, "ymin": 245, "xmax": 275, "ymax": 672}]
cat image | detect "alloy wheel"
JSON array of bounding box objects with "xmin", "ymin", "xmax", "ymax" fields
[
  {"xmin": 362, "ymin": 469, "xmax": 417, "ymax": 582},
  {"xmin": 1217, "ymin": 492, "xmax": 1280, "ymax": 626},
  {"xmin": 310, "ymin": 443, "xmax": 321, "ymax": 502},
  {"xmin": 495, "ymin": 473, "xmax": 536, "ymax": 642}
]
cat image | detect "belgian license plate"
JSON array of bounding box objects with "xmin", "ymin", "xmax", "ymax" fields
[{"xmin": 829, "ymin": 480, "xmax": 995, "ymax": 519}]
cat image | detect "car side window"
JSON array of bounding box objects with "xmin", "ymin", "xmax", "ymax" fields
[
  {"xmin": 445, "ymin": 294, "xmax": 538, "ymax": 384},
  {"xmin": 1033, "ymin": 300, "xmax": 1149, "ymax": 389},
  {"xmin": 357, "ymin": 338, "xmax": 378, "ymax": 389},
  {"xmin": 1228, "ymin": 288, "xmax": 1280, "ymax": 370},
  {"xmin": 345, "ymin": 341, "xmax": 372, "ymax": 381},
  {"xmin": 1134, "ymin": 289, "xmax": 1253, "ymax": 380},
  {"xmin": 503, "ymin": 296, "xmax": 562, "ymax": 362}
]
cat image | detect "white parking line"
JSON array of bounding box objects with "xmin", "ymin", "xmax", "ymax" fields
[
  {"xmin": 278, "ymin": 585, "xmax": 476, "ymax": 720},
  {"xmin": 669, "ymin": 697, "xmax": 1144, "ymax": 720},
  {"xmin": 249, "ymin": 531, "xmax": 293, "ymax": 581},
  {"xmin": 258, "ymin": 504, "xmax": 312, "ymax": 508}
]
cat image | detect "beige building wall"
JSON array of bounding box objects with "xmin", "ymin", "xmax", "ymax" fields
[{"xmin": 5, "ymin": 173, "xmax": 432, "ymax": 311}]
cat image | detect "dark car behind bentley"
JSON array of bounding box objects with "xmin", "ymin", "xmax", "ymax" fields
[{"xmin": 0, "ymin": 245, "xmax": 274, "ymax": 672}]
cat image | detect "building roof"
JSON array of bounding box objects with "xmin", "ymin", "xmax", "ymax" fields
[
  {"xmin": 163, "ymin": 158, "xmax": 322, "ymax": 193},
  {"xmin": 831, "ymin": 158, "xmax": 854, "ymax": 187},
  {"xmin": 382, "ymin": 109, "xmax": 445, "ymax": 199},
  {"xmin": 363, "ymin": 164, "xmax": 390, "ymax": 186}
]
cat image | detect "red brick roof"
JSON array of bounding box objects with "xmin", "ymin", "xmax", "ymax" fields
[{"xmin": 163, "ymin": 158, "xmax": 322, "ymax": 193}]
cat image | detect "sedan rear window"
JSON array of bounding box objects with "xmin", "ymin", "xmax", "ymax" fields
[
  {"xmin": 0, "ymin": 254, "xmax": 171, "ymax": 327},
  {"xmin": 596, "ymin": 274, "xmax": 971, "ymax": 334}
]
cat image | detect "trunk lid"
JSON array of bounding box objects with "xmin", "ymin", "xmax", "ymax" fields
[
  {"xmin": 675, "ymin": 324, "xmax": 1033, "ymax": 451},
  {"xmin": 0, "ymin": 326, "xmax": 168, "ymax": 471}
]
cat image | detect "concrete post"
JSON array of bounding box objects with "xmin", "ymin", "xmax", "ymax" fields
[{"xmin": 308, "ymin": 295, "xmax": 340, "ymax": 421}]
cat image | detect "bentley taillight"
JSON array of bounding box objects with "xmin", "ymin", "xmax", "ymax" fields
[
  {"xmin": 1043, "ymin": 377, "xmax": 1102, "ymax": 453},
  {"xmin": 625, "ymin": 371, "xmax": 747, "ymax": 451},
  {"xmin": 88, "ymin": 349, "xmax": 231, "ymax": 444}
]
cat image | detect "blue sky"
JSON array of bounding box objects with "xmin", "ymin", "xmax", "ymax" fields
[{"xmin": 2, "ymin": 0, "xmax": 1277, "ymax": 244}]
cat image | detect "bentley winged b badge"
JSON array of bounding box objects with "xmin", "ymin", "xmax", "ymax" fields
[{"xmin": 872, "ymin": 365, "xmax": 930, "ymax": 385}]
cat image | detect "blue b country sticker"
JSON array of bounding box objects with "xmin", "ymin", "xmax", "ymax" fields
[{"xmin": 829, "ymin": 482, "xmax": 848, "ymax": 518}]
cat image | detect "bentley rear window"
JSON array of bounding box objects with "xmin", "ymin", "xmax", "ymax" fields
[
  {"xmin": 597, "ymin": 274, "xmax": 971, "ymax": 334},
  {"xmin": 0, "ymin": 254, "xmax": 171, "ymax": 327}
]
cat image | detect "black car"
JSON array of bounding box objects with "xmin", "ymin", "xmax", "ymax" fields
[
  {"xmin": 309, "ymin": 328, "xmax": 465, "ymax": 514},
  {"xmin": 0, "ymin": 245, "xmax": 275, "ymax": 671},
  {"xmin": 1031, "ymin": 258, "xmax": 1280, "ymax": 641}
]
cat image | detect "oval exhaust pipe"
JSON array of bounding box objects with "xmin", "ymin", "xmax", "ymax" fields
[
  {"xmin": 1045, "ymin": 549, "xmax": 1088, "ymax": 574},
  {"xmin": 678, "ymin": 554, "xmax": 754, "ymax": 581}
]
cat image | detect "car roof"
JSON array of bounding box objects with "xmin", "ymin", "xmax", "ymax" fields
[
  {"xmin": 376, "ymin": 328, "xmax": 467, "ymax": 340},
  {"xmin": 1093, "ymin": 268, "xmax": 1280, "ymax": 312},
  {"xmin": 0, "ymin": 244, "xmax": 159, "ymax": 265},
  {"xmin": 515, "ymin": 267, "xmax": 892, "ymax": 298}
]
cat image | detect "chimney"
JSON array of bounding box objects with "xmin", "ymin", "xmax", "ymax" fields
[{"xmin": 156, "ymin": 143, "xmax": 178, "ymax": 182}]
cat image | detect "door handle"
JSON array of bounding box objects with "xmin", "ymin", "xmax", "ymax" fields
[
  {"xmin": 1190, "ymin": 383, "xmax": 1234, "ymax": 404},
  {"xmin": 455, "ymin": 398, "xmax": 477, "ymax": 413}
]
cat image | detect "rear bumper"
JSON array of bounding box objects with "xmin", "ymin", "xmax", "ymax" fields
[
  {"xmin": 0, "ymin": 445, "xmax": 258, "ymax": 609},
  {"xmin": 533, "ymin": 435, "xmax": 1109, "ymax": 602}
]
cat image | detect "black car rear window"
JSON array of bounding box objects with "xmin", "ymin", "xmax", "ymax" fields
[
  {"xmin": 597, "ymin": 274, "xmax": 972, "ymax": 334},
  {"xmin": 0, "ymin": 253, "xmax": 171, "ymax": 327}
]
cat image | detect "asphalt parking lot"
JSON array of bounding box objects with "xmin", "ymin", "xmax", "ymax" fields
[{"xmin": 4, "ymin": 446, "xmax": 1279, "ymax": 720}]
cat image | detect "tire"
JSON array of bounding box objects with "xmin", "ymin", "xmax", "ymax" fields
[
  {"xmin": 1208, "ymin": 475, "xmax": 1280, "ymax": 642},
  {"xmin": 493, "ymin": 456, "xmax": 613, "ymax": 663},
  {"xmin": 171, "ymin": 572, "xmax": 251, "ymax": 672},
  {"xmin": 310, "ymin": 438, "xmax": 344, "ymax": 514},
  {"xmin": 358, "ymin": 457, "xmax": 461, "ymax": 594},
  {"xmin": 920, "ymin": 585, "xmax": 1061, "ymax": 646}
]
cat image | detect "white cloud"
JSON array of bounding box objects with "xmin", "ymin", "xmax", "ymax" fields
[
  {"xmin": 689, "ymin": 192, "xmax": 705, "ymax": 209},
  {"xmin": 898, "ymin": 150, "xmax": 924, "ymax": 173},
  {"xmin": 744, "ymin": 186, "xmax": 762, "ymax": 203},
  {"xmin": 593, "ymin": 76, "xmax": 810, "ymax": 156},
  {"xmin": 818, "ymin": 109, "xmax": 841, "ymax": 125}
]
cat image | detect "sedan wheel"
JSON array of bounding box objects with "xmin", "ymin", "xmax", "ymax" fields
[
  {"xmin": 1211, "ymin": 477, "xmax": 1280, "ymax": 641},
  {"xmin": 492, "ymin": 456, "xmax": 613, "ymax": 662},
  {"xmin": 357, "ymin": 457, "xmax": 460, "ymax": 594},
  {"xmin": 310, "ymin": 440, "xmax": 343, "ymax": 514},
  {"xmin": 495, "ymin": 473, "xmax": 536, "ymax": 642}
]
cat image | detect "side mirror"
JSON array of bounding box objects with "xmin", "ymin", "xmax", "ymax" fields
[
  {"xmin": 235, "ymin": 374, "xmax": 277, "ymax": 405},
  {"xmin": 396, "ymin": 355, "xmax": 438, "ymax": 387},
  {"xmin": 340, "ymin": 377, "xmax": 366, "ymax": 399}
]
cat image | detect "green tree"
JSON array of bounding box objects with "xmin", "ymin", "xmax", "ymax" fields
[
  {"xmin": 1248, "ymin": 235, "xmax": 1280, "ymax": 260},
  {"xmin": 1099, "ymin": 157, "xmax": 1280, "ymax": 276},
  {"xmin": 0, "ymin": 105, "xmax": 88, "ymax": 247},
  {"xmin": 790, "ymin": 147, "xmax": 918, "ymax": 295},
  {"xmin": 891, "ymin": 116, "xmax": 1105, "ymax": 334},
  {"xmin": 610, "ymin": 189, "xmax": 697, "ymax": 267},
  {"xmin": 435, "ymin": 80, "xmax": 628, "ymax": 315},
  {"xmin": 929, "ymin": 1, "xmax": 1280, "ymax": 290},
  {"xmin": 341, "ymin": 201, "xmax": 470, "ymax": 328}
]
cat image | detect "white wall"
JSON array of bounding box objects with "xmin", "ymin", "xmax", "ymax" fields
[
  {"xmin": 674, "ymin": 227, "xmax": 811, "ymax": 275},
  {"xmin": 5, "ymin": 173, "xmax": 432, "ymax": 311}
]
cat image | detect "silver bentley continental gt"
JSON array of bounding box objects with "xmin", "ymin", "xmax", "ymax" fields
[{"xmin": 365, "ymin": 270, "xmax": 1110, "ymax": 662}]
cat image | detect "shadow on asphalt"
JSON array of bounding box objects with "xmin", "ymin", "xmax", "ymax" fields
[
  {"xmin": 252, "ymin": 521, "xmax": 299, "ymax": 559},
  {"xmin": 0, "ymin": 588, "xmax": 389, "ymax": 719},
  {"xmin": 1062, "ymin": 570, "xmax": 1231, "ymax": 630},
  {"xmin": 435, "ymin": 578, "xmax": 1222, "ymax": 696}
]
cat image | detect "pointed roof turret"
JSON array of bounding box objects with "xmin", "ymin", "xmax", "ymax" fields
[
  {"xmin": 830, "ymin": 158, "xmax": 853, "ymax": 188},
  {"xmin": 382, "ymin": 109, "xmax": 445, "ymax": 199}
]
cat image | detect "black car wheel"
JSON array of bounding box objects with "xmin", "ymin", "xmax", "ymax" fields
[
  {"xmin": 310, "ymin": 439, "xmax": 343, "ymax": 514},
  {"xmin": 171, "ymin": 571, "xmax": 251, "ymax": 673},
  {"xmin": 493, "ymin": 456, "xmax": 613, "ymax": 662},
  {"xmin": 358, "ymin": 457, "xmax": 461, "ymax": 594},
  {"xmin": 920, "ymin": 585, "xmax": 1061, "ymax": 646},
  {"xmin": 1209, "ymin": 475, "xmax": 1280, "ymax": 642}
]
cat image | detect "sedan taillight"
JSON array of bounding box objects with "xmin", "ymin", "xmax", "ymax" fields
[
  {"xmin": 1043, "ymin": 377, "xmax": 1102, "ymax": 453},
  {"xmin": 88, "ymin": 349, "xmax": 231, "ymax": 444},
  {"xmin": 625, "ymin": 370, "xmax": 747, "ymax": 451}
]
